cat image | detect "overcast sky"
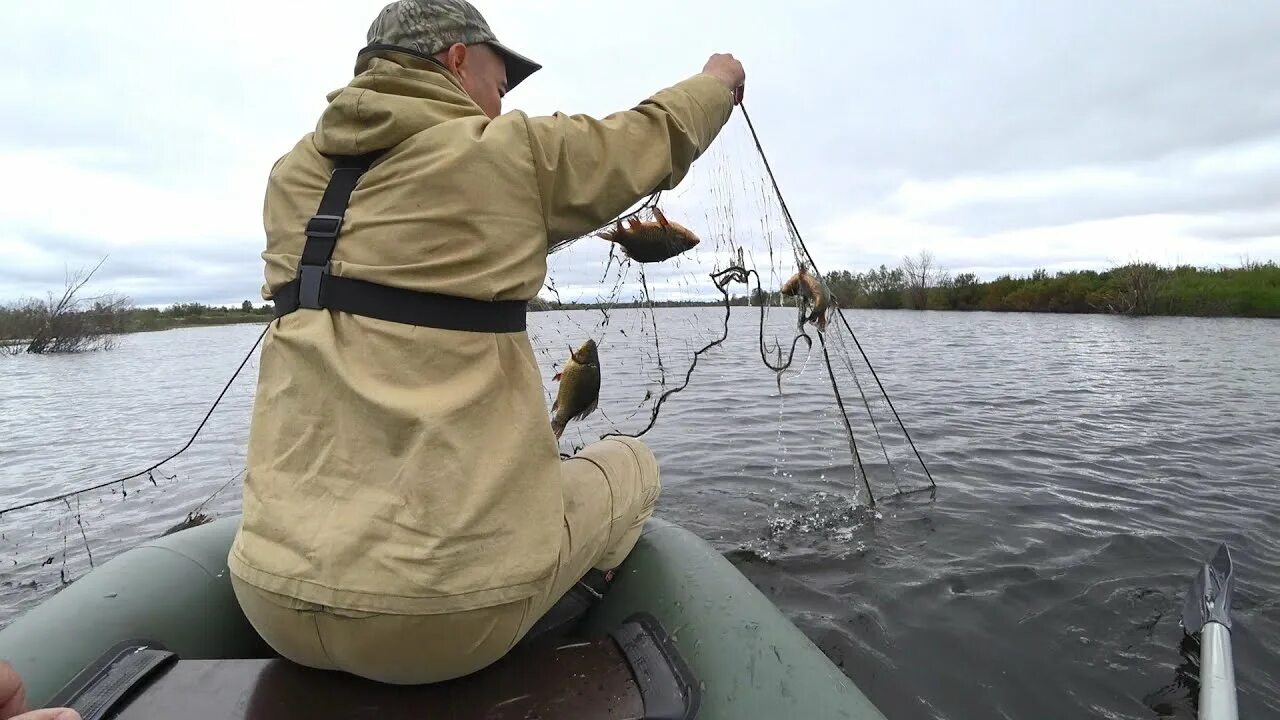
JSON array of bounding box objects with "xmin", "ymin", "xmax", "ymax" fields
[{"xmin": 3, "ymin": 1, "xmax": 1278, "ymax": 306}]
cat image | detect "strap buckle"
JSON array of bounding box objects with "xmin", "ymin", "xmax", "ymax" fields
[
  {"xmin": 305, "ymin": 214, "xmax": 343, "ymax": 239},
  {"xmin": 298, "ymin": 262, "xmax": 330, "ymax": 310}
]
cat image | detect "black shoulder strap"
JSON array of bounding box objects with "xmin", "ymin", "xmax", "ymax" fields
[
  {"xmin": 294, "ymin": 152, "xmax": 384, "ymax": 309},
  {"xmin": 272, "ymin": 152, "xmax": 527, "ymax": 333}
]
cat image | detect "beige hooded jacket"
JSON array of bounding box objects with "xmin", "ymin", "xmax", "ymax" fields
[{"xmin": 228, "ymin": 49, "xmax": 734, "ymax": 614}]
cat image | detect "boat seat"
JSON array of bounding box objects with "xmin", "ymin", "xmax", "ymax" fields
[{"xmin": 47, "ymin": 613, "xmax": 699, "ymax": 720}]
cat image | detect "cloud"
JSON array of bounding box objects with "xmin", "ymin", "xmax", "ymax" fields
[
  {"xmin": 1189, "ymin": 211, "xmax": 1280, "ymax": 242},
  {"xmin": 812, "ymin": 210, "xmax": 1275, "ymax": 280},
  {"xmin": 876, "ymin": 136, "xmax": 1280, "ymax": 236},
  {"xmin": 2, "ymin": 0, "xmax": 1278, "ymax": 305}
]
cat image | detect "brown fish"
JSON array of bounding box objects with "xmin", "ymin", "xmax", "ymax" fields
[
  {"xmin": 599, "ymin": 208, "xmax": 700, "ymax": 263},
  {"xmin": 780, "ymin": 269, "xmax": 830, "ymax": 331},
  {"xmin": 551, "ymin": 339, "xmax": 601, "ymax": 439}
]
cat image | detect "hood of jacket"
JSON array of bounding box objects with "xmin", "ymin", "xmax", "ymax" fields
[{"xmin": 313, "ymin": 49, "xmax": 486, "ymax": 157}]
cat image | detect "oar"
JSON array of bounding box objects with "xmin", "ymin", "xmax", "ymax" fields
[{"xmin": 1180, "ymin": 542, "xmax": 1238, "ymax": 720}]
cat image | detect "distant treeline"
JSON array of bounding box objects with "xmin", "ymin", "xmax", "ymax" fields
[
  {"xmin": 819, "ymin": 255, "xmax": 1279, "ymax": 318},
  {"xmin": 530, "ymin": 295, "xmax": 761, "ymax": 311},
  {"xmin": 2, "ymin": 293, "xmax": 273, "ymax": 355},
  {"xmin": 6, "ymin": 256, "xmax": 1276, "ymax": 355},
  {"xmin": 125, "ymin": 301, "xmax": 274, "ymax": 331},
  {"xmin": 539, "ymin": 256, "xmax": 1280, "ymax": 319}
]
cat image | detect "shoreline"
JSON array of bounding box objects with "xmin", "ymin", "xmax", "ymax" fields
[
  {"xmin": 98, "ymin": 303, "xmax": 1280, "ymax": 338},
  {"xmin": 5, "ymin": 257, "xmax": 1276, "ymax": 351}
]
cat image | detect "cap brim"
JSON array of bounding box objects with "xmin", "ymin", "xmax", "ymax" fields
[{"xmin": 487, "ymin": 41, "xmax": 541, "ymax": 90}]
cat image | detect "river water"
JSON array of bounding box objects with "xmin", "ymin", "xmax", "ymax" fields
[{"xmin": 1, "ymin": 309, "xmax": 1277, "ymax": 719}]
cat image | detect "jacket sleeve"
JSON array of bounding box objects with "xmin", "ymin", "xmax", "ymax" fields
[{"xmin": 524, "ymin": 72, "xmax": 735, "ymax": 248}]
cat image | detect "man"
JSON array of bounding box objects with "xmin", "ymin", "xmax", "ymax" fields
[{"xmin": 228, "ymin": 0, "xmax": 745, "ymax": 685}]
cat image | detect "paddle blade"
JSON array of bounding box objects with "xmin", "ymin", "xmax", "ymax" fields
[{"xmin": 1181, "ymin": 542, "xmax": 1235, "ymax": 635}]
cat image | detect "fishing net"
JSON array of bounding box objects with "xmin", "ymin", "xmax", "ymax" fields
[
  {"xmin": 0, "ymin": 106, "xmax": 936, "ymax": 621},
  {"xmin": 533, "ymin": 107, "xmax": 936, "ymax": 507}
]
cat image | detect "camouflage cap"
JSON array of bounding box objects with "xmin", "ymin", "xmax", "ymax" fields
[{"xmin": 362, "ymin": 0, "xmax": 541, "ymax": 90}]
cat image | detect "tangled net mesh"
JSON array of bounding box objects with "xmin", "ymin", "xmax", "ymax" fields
[{"xmin": 532, "ymin": 109, "xmax": 935, "ymax": 509}]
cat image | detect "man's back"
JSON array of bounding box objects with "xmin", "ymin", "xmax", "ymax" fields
[{"xmin": 229, "ymin": 48, "xmax": 737, "ymax": 617}]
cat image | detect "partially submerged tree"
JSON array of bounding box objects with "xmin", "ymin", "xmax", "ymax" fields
[{"xmin": 1, "ymin": 258, "xmax": 132, "ymax": 355}]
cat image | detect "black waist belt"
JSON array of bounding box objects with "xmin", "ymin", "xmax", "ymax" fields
[{"xmin": 271, "ymin": 151, "xmax": 527, "ymax": 333}]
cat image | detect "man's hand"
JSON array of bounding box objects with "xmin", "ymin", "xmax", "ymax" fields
[
  {"xmin": 0, "ymin": 662, "xmax": 79, "ymax": 720},
  {"xmin": 703, "ymin": 53, "xmax": 746, "ymax": 105}
]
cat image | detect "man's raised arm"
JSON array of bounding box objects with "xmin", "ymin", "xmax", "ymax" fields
[{"xmin": 525, "ymin": 54, "xmax": 746, "ymax": 247}]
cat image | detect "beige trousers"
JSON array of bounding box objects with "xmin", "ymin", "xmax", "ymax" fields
[{"xmin": 230, "ymin": 436, "xmax": 660, "ymax": 685}]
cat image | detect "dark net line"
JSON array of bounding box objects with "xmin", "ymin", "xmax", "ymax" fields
[
  {"xmin": 601, "ymin": 267, "xmax": 742, "ymax": 440},
  {"xmin": 595, "ymin": 261, "xmax": 891, "ymax": 506},
  {"xmin": 601, "ymin": 261, "xmax": 819, "ymax": 439},
  {"xmin": 828, "ymin": 326, "xmax": 902, "ymax": 493},
  {"xmin": 590, "ymin": 105, "xmax": 935, "ymax": 505},
  {"xmin": 815, "ymin": 331, "xmax": 876, "ymax": 505},
  {"xmin": 738, "ymin": 104, "xmax": 936, "ymax": 490},
  {"xmin": 0, "ymin": 324, "xmax": 269, "ymax": 517}
]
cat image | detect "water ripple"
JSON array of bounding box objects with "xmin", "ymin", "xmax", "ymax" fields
[{"xmin": 1, "ymin": 310, "xmax": 1278, "ymax": 720}]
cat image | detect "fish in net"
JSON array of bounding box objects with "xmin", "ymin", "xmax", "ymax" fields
[{"xmin": 534, "ymin": 106, "xmax": 936, "ymax": 509}]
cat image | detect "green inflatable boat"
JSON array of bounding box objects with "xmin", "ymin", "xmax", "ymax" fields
[{"xmin": 0, "ymin": 516, "xmax": 887, "ymax": 720}]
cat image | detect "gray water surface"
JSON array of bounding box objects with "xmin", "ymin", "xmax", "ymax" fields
[{"xmin": 1, "ymin": 309, "xmax": 1277, "ymax": 720}]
